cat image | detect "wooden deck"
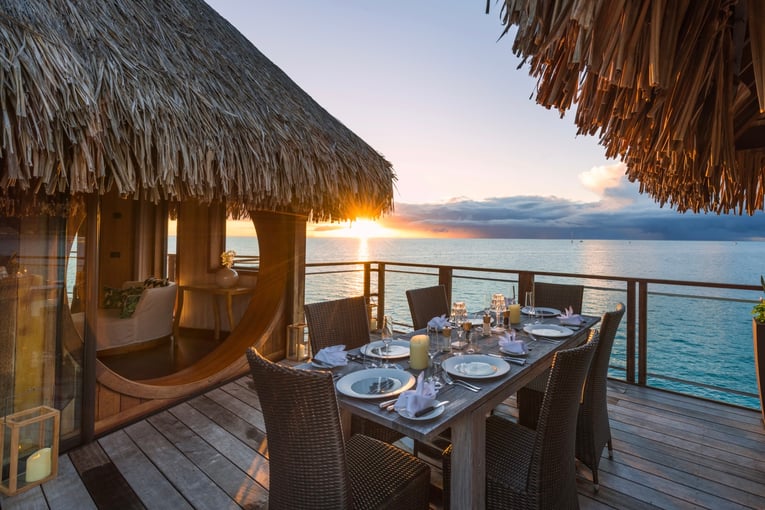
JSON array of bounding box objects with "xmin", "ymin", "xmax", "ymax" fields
[{"xmin": 2, "ymin": 378, "xmax": 764, "ymax": 509}]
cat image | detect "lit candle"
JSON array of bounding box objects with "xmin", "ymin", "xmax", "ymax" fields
[
  {"xmin": 409, "ymin": 334, "xmax": 429, "ymax": 370},
  {"xmin": 25, "ymin": 447, "xmax": 51, "ymax": 483},
  {"xmin": 509, "ymin": 303, "xmax": 522, "ymax": 324}
]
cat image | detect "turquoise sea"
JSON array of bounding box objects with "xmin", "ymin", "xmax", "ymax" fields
[{"xmin": 223, "ymin": 237, "xmax": 765, "ymax": 410}]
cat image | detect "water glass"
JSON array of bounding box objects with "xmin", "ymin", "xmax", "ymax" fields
[
  {"xmin": 524, "ymin": 291, "xmax": 535, "ymax": 317},
  {"xmin": 441, "ymin": 326, "xmax": 452, "ymax": 353}
]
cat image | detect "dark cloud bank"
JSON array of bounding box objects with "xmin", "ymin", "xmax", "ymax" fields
[{"xmin": 387, "ymin": 193, "xmax": 765, "ymax": 241}]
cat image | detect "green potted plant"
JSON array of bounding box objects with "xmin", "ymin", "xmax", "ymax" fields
[{"xmin": 752, "ymin": 275, "xmax": 765, "ymax": 425}]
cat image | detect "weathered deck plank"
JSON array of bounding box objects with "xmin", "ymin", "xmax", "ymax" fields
[
  {"xmin": 2, "ymin": 378, "xmax": 763, "ymax": 509},
  {"xmin": 147, "ymin": 409, "xmax": 267, "ymax": 509},
  {"xmin": 168, "ymin": 401, "xmax": 270, "ymax": 490},
  {"xmin": 121, "ymin": 420, "xmax": 236, "ymax": 509},
  {"xmin": 98, "ymin": 428, "xmax": 192, "ymax": 510}
]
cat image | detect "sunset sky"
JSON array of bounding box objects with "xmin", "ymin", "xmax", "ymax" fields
[{"xmin": 210, "ymin": 1, "xmax": 765, "ymax": 241}]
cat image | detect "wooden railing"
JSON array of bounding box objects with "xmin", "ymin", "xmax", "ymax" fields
[{"xmin": 305, "ymin": 260, "xmax": 762, "ymax": 410}]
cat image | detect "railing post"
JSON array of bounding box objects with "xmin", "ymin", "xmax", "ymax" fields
[
  {"xmin": 626, "ymin": 280, "xmax": 636, "ymax": 383},
  {"xmin": 363, "ymin": 262, "xmax": 371, "ymax": 302},
  {"xmin": 438, "ymin": 266, "xmax": 453, "ymax": 305},
  {"xmin": 376, "ymin": 263, "xmax": 386, "ymax": 328},
  {"xmin": 518, "ymin": 271, "xmax": 534, "ymax": 305},
  {"xmin": 638, "ymin": 281, "xmax": 648, "ymax": 386}
]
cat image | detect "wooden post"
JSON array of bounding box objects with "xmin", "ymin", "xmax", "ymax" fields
[
  {"xmin": 753, "ymin": 319, "xmax": 765, "ymax": 426},
  {"xmin": 438, "ymin": 266, "xmax": 453, "ymax": 305}
]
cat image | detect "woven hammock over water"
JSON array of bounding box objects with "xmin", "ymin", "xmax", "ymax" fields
[{"xmin": 494, "ymin": 0, "xmax": 765, "ymax": 214}]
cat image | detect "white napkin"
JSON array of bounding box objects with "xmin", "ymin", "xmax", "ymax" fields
[
  {"xmin": 427, "ymin": 314, "xmax": 449, "ymax": 330},
  {"xmin": 498, "ymin": 330, "xmax": 527, "ymax": 355},
  {"xmin": 395, "ymin": 372, "xmax": 436, "ymax": 415},
  {"xmin": 313, "ymin": 345, "xmax": 348, "ymax": 367},
  {"xmin": 558, "ymin": 306, "xmax": 583, "ymax": 325}
]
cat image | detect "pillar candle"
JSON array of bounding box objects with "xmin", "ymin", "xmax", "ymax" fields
[
  {"xmin": 509, "ymin": 303, "xmax": 521, "ymax": 324},
  {"xmin": 409, "ymin": 334, "xmax": 429, "ymax": 370},
  {"xmin": 25, "ymin": 447, "xmax": 51, "ymax": 483}
]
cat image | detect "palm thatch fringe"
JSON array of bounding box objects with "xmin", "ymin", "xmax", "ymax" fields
[
  {"xmin": 0, "ymin": 0, "xmax": 394, "ymax": 220},
  {"xmin": 495, "ymin": 0, "xmax": 765, "ymax": 214}
]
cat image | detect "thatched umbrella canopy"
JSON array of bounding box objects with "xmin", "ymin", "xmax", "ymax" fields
[
  {"xmin": 494, "ymin": 0, "xmax": 765, "ymax": 214},
  {"xmin": 0, "ymin": 0, "xmax": 394, "ymax": 220}
]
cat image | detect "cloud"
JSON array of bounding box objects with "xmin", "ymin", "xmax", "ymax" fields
[
  {"xmin": 381, "ymin": 175, "xmax": 765, "ymax": 240},
  {"xmin": 580, "ymin": 163, "xmax": 626, "ymax": 197}
]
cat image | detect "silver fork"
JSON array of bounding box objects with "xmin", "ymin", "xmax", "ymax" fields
[{"xmin": 441, "ymin": 370, "xmax": 481, "ymax": 392}]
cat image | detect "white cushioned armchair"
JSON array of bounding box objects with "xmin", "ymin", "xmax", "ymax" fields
[{"xmin": 73, "ymin": 280, "xmax": 177, "ymax": 352}]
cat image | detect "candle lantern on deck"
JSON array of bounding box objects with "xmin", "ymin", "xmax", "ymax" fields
[
  {"xmin": 286, "ymin": 323, "xmax": 310, "ymax": 361},
  {"xmin": 0, "ymin": 405, "xmax": 60, "ymax": 495}
]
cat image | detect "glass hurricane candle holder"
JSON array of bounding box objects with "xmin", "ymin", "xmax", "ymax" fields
[{"xmin": 0, "ymin": 406, "xmax": 60, "ymax": 495}]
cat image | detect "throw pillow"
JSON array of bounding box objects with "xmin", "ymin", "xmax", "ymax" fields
[
  {"xmin": 143, "ymin": 276, "xmax": 169, "ymax": 288},
  {"xmin": 120, "ymin": 292, "xmax": 143, "ymax": 318},
  {"xmin": 102, "ymin": 286, "xmax": 124, "ymax": 309}
]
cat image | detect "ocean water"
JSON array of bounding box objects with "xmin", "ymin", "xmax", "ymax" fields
[{"xmin": 224, "ymin": 237, "xmax": 765, "ymax": 410}]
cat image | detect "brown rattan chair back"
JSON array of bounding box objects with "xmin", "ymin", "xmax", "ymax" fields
[
  {"xmin": 303, "ymin": 296, "xmax": 403, "ymax": 445},
  {"xmin": 246, "ymin": 348, "xmax": 431, "ymax": 510},
  {"xmin": 406, "ymin": 285, "xmax": 449, "ymax": 330},
  {"xmin": 246, "ymin": 347, "xmax": 352, "ymax": 509},
  {"xmin": 304, "ymin": 296, "xmax": 370, "ymax": 353},
  {"xmin": 526, "ymin": 330, "xmax": 598, "ymax": 509},
  {"xmin": 576, "ymin": 302, "xmax": 625, "ymax": 489},
  {"xmin": 533, "ymin": 282, "xmax": 584, "ymax": 314}
]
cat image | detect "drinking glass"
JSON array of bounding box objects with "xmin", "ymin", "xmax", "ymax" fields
[
  {"xmin": 425, "ymin": 330, "xmax": 444, "ymax": 388},
  {"xmin": 380, "ymin": 315, "xmax": 394, "ymax": 367},
  {"xmin": 524, "ymin": 291, "xmax": 535, "ymax": 319}
]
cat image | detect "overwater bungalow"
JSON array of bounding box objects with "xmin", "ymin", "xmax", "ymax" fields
[
  {"xmin": 0, "ymin": 0, "xmax": 393, "ymax": 466},
  {"xmin": 3, "ymin": 0, "xmax": 765, "ymax": 508}
]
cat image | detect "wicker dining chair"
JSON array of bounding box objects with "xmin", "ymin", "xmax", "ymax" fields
[
  {"xmin": 405, "ymin": 285, "xmax": 450, "ymax": 330},
  {"xmin": 533, "ymin": 282, "xmax": 584, "ymax": 314},
  {"xmin": 304, "ymin": 296, "xmax": 404, "ymax": 444},
  {"xmin": 442, "ymin": 331, "xmax": 599, "ymax": 510},
  {"xmin": 576, "ymin": 302, "xmax": 625, "ymax": 490},
  {"xmin": 246, "ymin": 348, "xmax": 431, "ymax": 510},
  {"xmin": 516, "ymin": 282, "xmax": 585, "ymax": 428},
  {"xmin": 304, "ymin": 295, "xmax": 371, "ymax": 353}
]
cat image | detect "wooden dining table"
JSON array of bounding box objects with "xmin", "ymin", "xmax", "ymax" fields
[{"xmin": 308, "ymin": 314, "xmax": 599, "ymax": 509}]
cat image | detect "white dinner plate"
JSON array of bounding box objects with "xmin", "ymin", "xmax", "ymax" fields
[
  {"xmin": 468, "ymin": 318, "xmax": 484, "ymax": 326},
  {"xmin": 442, "ymin": 354, "xmax": 510, "ymax": 379},
  {"xmin": 361, "ymin": 339, "xmax": 411, "ymax": 359},
  {"xmin": 521, "ymin": 306, "xmax": 561, "ymax": 317},
  {"xmin": 335, "ymin": 368, "xmax": 415, "ymax": 399},
  {"xmin": 523, "ymin": 324, "xmax": 574, "ymax": 338},
  {"xmin": 396, "ymin": 401, "xmax": 446, "ymax": 421}
]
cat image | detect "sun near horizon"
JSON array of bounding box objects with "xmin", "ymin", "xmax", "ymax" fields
[{"xmin": 308, "ymin": 219, "xmax": 414, "ymax": 239}]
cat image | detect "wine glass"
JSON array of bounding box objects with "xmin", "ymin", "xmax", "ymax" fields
[
  {"xmin": 524, "ymin": 291, "xmax": 536, "ymax": 322},
  {"xmin": 380, "ymin": 315, "xmax": 394, "ymax": 367},
  {"xmin": 426, "ymin": 330, "xmax": 442, "ymax": 388}
]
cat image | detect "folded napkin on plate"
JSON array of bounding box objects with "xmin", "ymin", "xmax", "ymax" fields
[
  {"xmin": 558, "ymin": 306, "xmax": 583, "ymax": 326},
  {"xmin": 427, "ymin": 314, "xmax": 450, "ymax": 330},
  {"xmin": 498, "ymin": 330, "xmax": 527, "ymax": 355},
  {"xmin": 395, "ymin": 372, "xmax": 436, "ymax": 415},
  {"xmin": 313, "ymin": 345, "xmax": 348, "ymax": 367}
]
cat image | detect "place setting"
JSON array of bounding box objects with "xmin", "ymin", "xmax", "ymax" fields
[
  {"xmin": 441, "ymin": 353, "xmax": 511, "ymax": 379},
  {"xmin": 359, "ymin": 339, "xmax": 410, "ymax": 359},
  {"xmin": 335, "ymin": 367, "xmax": 416, "ymax": 399},
  {"xmin": 392, "ymin": 372, "xmax": 447, "ymax": 420}
]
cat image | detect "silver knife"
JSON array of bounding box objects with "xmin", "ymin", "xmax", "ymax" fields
[
  {"xmin": 487, "ymin": 353, "xmax": 526, "ymax": 365},
  {"xmin": 414, "ymin": 401, "xmax": 449, "ymax": 417}
]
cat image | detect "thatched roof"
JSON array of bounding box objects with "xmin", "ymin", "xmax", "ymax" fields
[
  {"xmin": 494, "ymin": 0, "xmax": 765, "ymax": 214},
  {"xmin": 0, "ymin": 0, "xmax": 394, "ymax": 220}
]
